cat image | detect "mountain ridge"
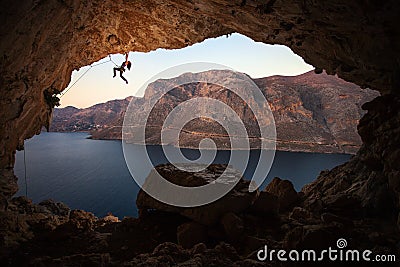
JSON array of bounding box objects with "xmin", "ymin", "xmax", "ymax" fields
[{"xmin": 50, "ymin": 70, "xmax": 379, "ymax": 154}]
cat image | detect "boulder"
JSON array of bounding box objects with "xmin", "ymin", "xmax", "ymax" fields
[
  {"xmin": 137, "ymin": 164, "xmax": 258, "ymax": 225},
  {"xmin": 264, "ymin": 177, "xmax": 299, "ymax": 211},
  {"xmin": 101, "ymin": 213, "xmax": 120, "ymax": 223}
]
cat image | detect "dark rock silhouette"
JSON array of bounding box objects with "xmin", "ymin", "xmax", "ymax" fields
[
  {"xmin": 2, "ymin": 164, "xmax": 399, "ymax": 265},
  {"xmin": 264, "ymin": 177, "xmax": 299, "ymax": 211},
  {"xmin": 136, "ymin": 164, "xmax": 258, "ymax": 226}
]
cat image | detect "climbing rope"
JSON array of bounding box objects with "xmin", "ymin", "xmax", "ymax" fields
[
  {"xmin": 109, "ymin": 55, "xmax": 119, "ymax": 67},
  {"xmin": 23, "ymin": 141, "xmax": 28, "ymax": 198},
  {"xmin": 59, "ymin": 55, "xmax": 118, "ymax": 98}
]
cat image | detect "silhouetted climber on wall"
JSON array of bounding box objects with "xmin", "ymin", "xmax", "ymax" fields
[{"xmin": 113, "ymin": 53, "xmax": 132, "ymax": 84}]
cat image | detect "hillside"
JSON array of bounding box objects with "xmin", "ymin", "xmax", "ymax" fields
[{"xmin": 51, "ymin": 70, "xmax": 379, "ymax": 154}]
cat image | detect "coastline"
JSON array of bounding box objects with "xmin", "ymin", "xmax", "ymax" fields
[{"xmin": 49, "ymin": 130, "xmax": 357, "ymax": 155}]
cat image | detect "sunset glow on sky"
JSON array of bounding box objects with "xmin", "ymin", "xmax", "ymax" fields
[{"xmin": 59, "ymin": 33, "xmax": 313, "ymax": 108}]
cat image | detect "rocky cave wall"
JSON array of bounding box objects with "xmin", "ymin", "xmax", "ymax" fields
[{"xmin": 0, "ymin": 0, "xmax": 399, "ymax": 211}]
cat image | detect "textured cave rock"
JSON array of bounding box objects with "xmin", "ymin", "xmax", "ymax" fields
[
  {"xmin": 0, "ymin": 0, "xmax": 399, "ymax": 246},
  {"xmin": 303, "ymin": 95, "xmax": 400, "ymax": 218},
  {"xmin": 2, "ymin": 167, "xmax": 399, "ymax": 265}
]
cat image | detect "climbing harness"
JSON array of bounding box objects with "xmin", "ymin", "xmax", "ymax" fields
[{"xmin": 59, "ymin": 55, "xmax": 119, "ymax": 98}]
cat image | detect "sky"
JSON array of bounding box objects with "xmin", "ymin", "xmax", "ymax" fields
[{"xmin": 59, "ymin": 33, "xmax": 314, "ymax": 108}]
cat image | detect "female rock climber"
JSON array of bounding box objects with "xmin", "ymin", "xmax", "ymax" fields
[{"xmin": 113, "ymin": 53, "xmax": 132, "ymax": 84}]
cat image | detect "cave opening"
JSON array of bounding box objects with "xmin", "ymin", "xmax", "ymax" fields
[
  {"xmin": 11, "ymin": 33, "xmax": 376, "ymax": 219},
  {"xmin": 58, "ymin": 33, "xmax": 314, "ymax": 109}
]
